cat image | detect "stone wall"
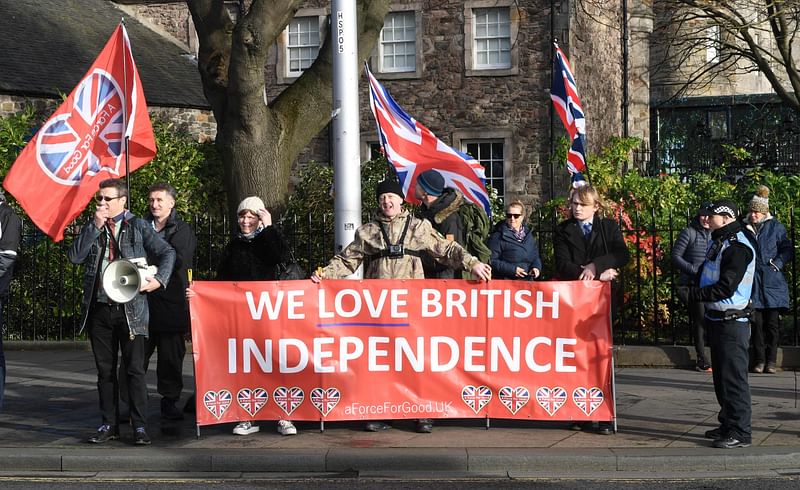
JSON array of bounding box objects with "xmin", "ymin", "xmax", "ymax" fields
[
  {"xmin": 0, "ymin": 94, "xmax": 216, "ymax": 143},
  {"xmin": 118, "ymin": 1, "xmax": 193, "ymax": 48},
  {"xmin": 569, "ymin": 0, "xmax": 624, "ymax": 151},
  {"xmin": 263, "ymin": 0, "xmax": 559, "ymax": 207}
]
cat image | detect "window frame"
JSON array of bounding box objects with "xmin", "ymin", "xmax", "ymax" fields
[
  {"xmin": 464, "ymin": 1, "xmax": 519, "ymax": 77},
  {"xmin": 370, "ymin": 5, "xmax": 423, "ymax": 80},
  {"xmin": 454, "ymin": 129, "xmax": 513, "ymax": 204},
  {"xmin": 276, "ymin": 8, "xmax": 328, "ymax": 84}
]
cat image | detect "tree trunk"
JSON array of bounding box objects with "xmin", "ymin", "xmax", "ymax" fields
[{"xmin": 187, "ymin": 0, "xmax": 390, "ymax": 216}]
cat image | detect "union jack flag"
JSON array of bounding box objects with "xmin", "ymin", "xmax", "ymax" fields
[
  {"xmin": 572, "ymin": 387, "xmax": 604, "ymax": 417},
  {"xmin": 550, "ymin": 42, "xmax": 587, "ymax": 183},
  {"xmin": 310, "ymin": 387, "xmax": 341, "ymax": 417},
  {"xmin": 499, "ymin": 386, "xmax": 530, "ymax": 415},
  {"xmin": 535, "ymin": 386, "xmax": 567, "ymax": 417},
  {"xmin": 38, "ymin": 71, "xmax": 124, "ymax": 183},
  {"xmin": 366, "ymin": 64, "xmax": 492, "ymax": 217},
  {"xmin": 273, "ymin": 386, "xmax": 305, "ymax": 416},
  {"xmin": 204, "ymin": 389, "xmax": 232, "ymax": 420},
  {"xmin": 236, "ymin": 387, "xmax": 268, "ymax": 417},
  {"xmin": 461, "ymin": 385, "xmax": 492, "ymax": 414}
]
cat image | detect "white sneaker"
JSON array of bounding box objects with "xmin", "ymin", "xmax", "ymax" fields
[
  {"xmin": 277, "ymin": 420, "xmax": 297, "ymax": 436},
  {"xmin": 232, "ymin": 421, "xmax": 259, "ymax": 435}
]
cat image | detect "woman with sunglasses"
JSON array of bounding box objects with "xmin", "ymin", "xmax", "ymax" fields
[{"xmin": 488, "ymin": 200, "xmax": 541, "ymax": 280}]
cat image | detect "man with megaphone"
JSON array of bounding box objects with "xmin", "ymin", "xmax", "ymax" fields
[{"xmin": 68, "ymin": 178, "xmax": 175, "ymax": 446}]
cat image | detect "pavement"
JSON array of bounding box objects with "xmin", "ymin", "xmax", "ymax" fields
[{"xmin": 1, "ymin": 345, "xmax": 799, "ymax": 479}]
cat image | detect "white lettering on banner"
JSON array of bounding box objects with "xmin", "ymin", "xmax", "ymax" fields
[
  {"xmin": 313, "ymin": 337, "xmax": 336, "ymax": 373},
  {"xmin": 420, "ymin": 288, "xmax": 557, "ymax": 319},
  {"xmin": 555, "ymin": 338, "xmax": 577, "ymax": 372},
  {"xmin": 368, "ymin": 336, "xmax": 390, "ymax": 371},
  {"xmin": 430, "ymin": 336, "xmax": 459, "ymax": 371},
  {"xmin": 395, "ymin": 337, "xmax": 425, "ymax": 372},
  {"xmin": 318, "ymin": 288, "xmax": 409, "ymax": 319},
  {"xmin": 463, "ymin": 336, "xmax": 486, "ymax": 371},
  {"xmin": 490, "ymin": 337, "xmax": 520, "ymax": 371},
  {"xmin": 343, "ymin": 400, "xmax": 454, "ymax": 416},
  {"xmin": 227, "ymin": 336, "xmax": 578, "ymax": 374},
  {"xmin": 280, "ymin": 338, "xmax": 309, "ymax": 373},
  {"xmin": 245, "ymin": 290, "xmax": 305, "ymax": 320},
  {"xmin": 243, "ymin": 338, "xmax": 273, "ymax": 373},
  {"xmin": 339, "ymin": 336, "xmax": 364, "ymax": 371},
  {"xmin": 524, "ymin": 336, "xmax": 553, "ymax": 372}
]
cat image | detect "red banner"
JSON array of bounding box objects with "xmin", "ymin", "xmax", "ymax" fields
[{"xmin": 190, "ymin": 280, "xmax": 614, "ymax": 426}]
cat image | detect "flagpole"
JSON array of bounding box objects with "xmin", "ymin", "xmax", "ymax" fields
[
  {"xmin": 121, "ymin": 19, "xmax": 131, "ymax": 203},
  {"xmin": 365, "ymin": 63, "xmax": 390, "ymax": 167}
]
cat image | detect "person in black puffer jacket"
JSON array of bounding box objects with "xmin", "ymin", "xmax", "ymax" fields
[
  {"xmin": 488, "ymin": 200, "xmax": 541, "ymax": 280},
  {"xmin": 671, "ymin": 204, "xmax": 713, "ymax": 372}
]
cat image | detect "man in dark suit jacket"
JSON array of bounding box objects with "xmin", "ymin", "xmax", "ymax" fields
[{"xmin": 553, "ymin": 184, "xmax": 630, "ymax": 435}]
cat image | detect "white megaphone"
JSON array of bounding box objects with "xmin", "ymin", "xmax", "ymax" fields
[{"xmin": 101, "ymin": 257, "xmax": 159, "ymax": 304}]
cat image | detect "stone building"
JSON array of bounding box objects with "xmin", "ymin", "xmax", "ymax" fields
[{"xmin": 6, "ymin": 1, "xmax": 792, "ymax": 207}]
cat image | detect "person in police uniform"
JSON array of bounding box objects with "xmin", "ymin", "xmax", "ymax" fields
[{"xmin": 679, "ymin": 199, "xmax": 755, "ymax": 449}]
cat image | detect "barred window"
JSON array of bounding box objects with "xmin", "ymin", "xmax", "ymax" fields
[{"xmin": 464, "ymin": 140, "xmax": 505, "ymax": 201}]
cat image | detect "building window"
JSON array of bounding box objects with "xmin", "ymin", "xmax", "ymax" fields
[
  {"xmin": 706, "ymin": 25, "xmax": 720, "ymax": 64},
  {"xmin": 473, "ymin": 8, "xmax": 511, "ymax": 69},
  {"xmin": 368, "ymin": 142, "xmax": 383, "ymax": 161},
  {"xmin": 464, "ymin": 140, "xmax": 505, "ymax": 201},
  {"xmin": 287, "ymin": 17, "xmax": 321, "ymax": 75},
  {"xmin": 380, "ymin": 11, "xmax": 416, "ymax": 73},
  {"xmin": 464, "ymin": 1, "xmax": 519, "ymax": 77}
]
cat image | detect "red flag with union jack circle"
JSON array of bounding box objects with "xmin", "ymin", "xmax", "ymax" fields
[{"xmin": 3, "ymin": 24, "xmax": 156, "ymax": 241}]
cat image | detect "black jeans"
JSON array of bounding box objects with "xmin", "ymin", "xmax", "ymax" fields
[
  {"xmin": 751, "ymin": 308, "xmax": 780, "ymax": 364},
  {"xmin": 688, "ymin": 299, "xmax": 707, "ymax": 363},
  {"xmin": 87, "ymin": 303, "xmax": 148, "ymax": 429},
  {"xmin": 708, "ymin": 317, "xmax": 751, "ymax": 442},
  {"xmin": 145, "ymin": 331, "xmax": 186, "ymax": 402}
]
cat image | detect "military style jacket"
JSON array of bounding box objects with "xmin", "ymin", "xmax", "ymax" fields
[{"xmin": 321, "ymin": 208, "xmax": 479, "ymax": 280}]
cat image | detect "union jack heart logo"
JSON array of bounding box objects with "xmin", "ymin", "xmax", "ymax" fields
[
  {"xmin": 572, "ymin": 387, "xmax": 605, "ymax": 416},
  {"xmin": 310, "ymin": 387, "xmax": 341, "ymax": 417},
  {"xmin": 236, "ymin": 388, "xmax": 269, "ymax": 417},
  {"xmin": 498, "ymin": 386, "xmax": 530, "ymax": 415},
  {"xmin": 273, "ymin": 386, "xmax": 305, "ymax": 416},
  {"xmin": 535, "ymin": 386, "xmax": 567, "ymax": 416},
  {"xmin": 203, "ymin": 389, "xmax": 232, "ymax": 420},
  {"xmin": 461, "ymin": 385, "xmax": 492, "ymax": 414},
  {"xmin": 37, "ymin": 70, "xmax": 125, "ymax": 184}
]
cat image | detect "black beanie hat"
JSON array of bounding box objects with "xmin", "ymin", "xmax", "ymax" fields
[{"xmin": 376, "ymin": 179, "xmax": 404, "ymax": 200}]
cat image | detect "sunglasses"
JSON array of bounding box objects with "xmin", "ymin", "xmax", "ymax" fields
[
  {"xmin": 506, "ymin": 213, "xmax": 522, "ymax": 219},
  {"xmin": 95, "ymin": 195, "xmax": 122, "ymax": 203}
]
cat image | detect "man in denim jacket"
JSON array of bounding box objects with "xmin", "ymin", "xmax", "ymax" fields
[{"xmin": 68, "ymin": 179, "xmax": 175, "ymax": 446}]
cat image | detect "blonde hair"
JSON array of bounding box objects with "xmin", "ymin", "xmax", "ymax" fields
[
  {"xmin": 506, "ymin": 200, "xmax": 526, "ymax": 215},
  {"xmin": 570, "ymin": 185, "xmax": 607, "ymax": 217}
]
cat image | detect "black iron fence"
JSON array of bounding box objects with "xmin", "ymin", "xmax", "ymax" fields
[{"xmin": 3, "ymin": 209, "xmax": 798, "ymax": 346}]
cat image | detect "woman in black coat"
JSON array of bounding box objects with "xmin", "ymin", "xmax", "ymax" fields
[
  {"xmin": 187, "ymin": 196, "xmax": 296, "ymax": 437},
  {"xmin": 488, "ymin": 200, "xmax": 542, "ymax": 280}
]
